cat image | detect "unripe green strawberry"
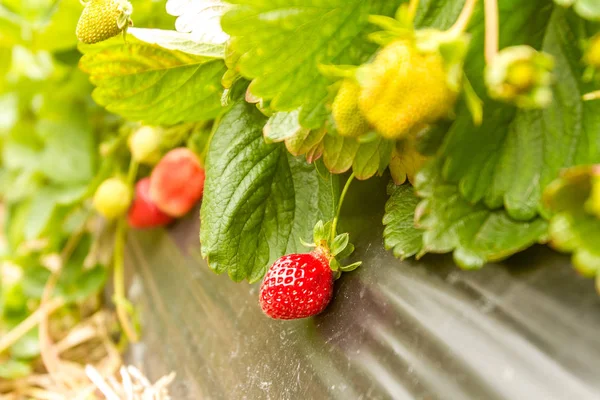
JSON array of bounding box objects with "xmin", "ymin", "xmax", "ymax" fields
[
  {"xmin": 76, "ymin": 0, "xmax": 133, "ymax": 45},
  {"xmin": 128, "ymin": 126, "xmax": 162, "ymax": 165},
  {"xmin": 93, "ymin": 178, "xmax": 132, "ymax": 219},
  {"xmin": 584, "ymin": 34, "xmax": 600, "ymax": 69},
  {"xmin": 485, "ymin": 46, "xmax": 554, "ymax": 109},
  {"xmin": 332, "ymin": 80, "xmax": 370, "ymax": 137},
  {"xmin": 586, "ymin": 172, "xmax": 600, "ymax": 219},
  {"xmin": 357, "ymin": 41, "xmax": 457, "ymax": 139}
]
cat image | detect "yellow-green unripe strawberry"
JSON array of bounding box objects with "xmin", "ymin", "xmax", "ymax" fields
[
  {"xmin": 93, "ymin": 178, "xmax": 132, "ymax": 219},
  {"xmin": 332, "ymin": 80, "xmax": 370, "ymax": 137},
  {"xmin": 584, "ymin": 34, "xmax": 600, "ymax": 69},
  {"xmin": 76, "ymin": 0, "xmax": 133, "ymax": 45},
  {"xmin": 128, "ymin": 126, "xmax": 162, "ymax": 165},
  {"xmin": 586, "ymin": 171, "xmax": 600, "ymax": 219},
  {"xmin": 357, "ymin": 41, "xmax": 457, "ymax": 139},
  {"xmin": 485, "ymin": 45, "xmax": 554, "ymax": 109}
]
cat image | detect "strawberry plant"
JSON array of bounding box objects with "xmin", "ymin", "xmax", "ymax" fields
[{"xmin": 0, "ymin": 0, "xmax": 600, "ymax": 394}]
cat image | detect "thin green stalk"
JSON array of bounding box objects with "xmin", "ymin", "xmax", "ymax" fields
[
  {"xmin": 407, "ymin": 0, "xmax": 420, "ymax": 22},
  {"xmin": 449, "ymin": 0, "xmax": 478, "ymax": 35},
  {"xmin": 484, "ymin": 0, "xmax": 498, "ymax": 63},
  {"xmin": 330, "ymin": 173, "xmax": 355, "ymax": 242},
  {"xmin": 126, "ymin": 159, "xmax": 139, "ymax": 184},
  {"xmin": 113, "ymin": 216, "xmax": 138, "ymax": 343},
  {"xmin": 113, "ymin": 159, "xmax": 139, "ymax": 343}
]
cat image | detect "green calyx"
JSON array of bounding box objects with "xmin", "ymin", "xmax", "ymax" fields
[
  {"xmin": 485, "ymin": 45, "xmax": 555, "ymax": 109},
  {"xmin": 301, "ymin": 220, "xmax": 362, "ymax": 279},
  {"xmin": 543, "ymin": 165, "xmax": 600, "ymax": 281}
]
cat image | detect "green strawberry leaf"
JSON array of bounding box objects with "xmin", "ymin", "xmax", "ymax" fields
[
  {"xmin": 128, "ymin": 28, "xmax": 226, "ymax": 58},
  {"xmin": 200, "ymin": 102, "xmax": 339, "ymax": 282},
  {"xmin": 23, "ymin": 185, "xmax": 87, "ymax": 241},
  {"xmin": 285, "ymin": 128, "xmax": 326, "ymax": 160},
  {"xmin": 352, "ymin": 138, "xmax": 394, "ymax": 180},
  {"xmin": 414, "ymin": 161, "xmax": 549, "ymax": 269},
  {"xmin": 221, "ymin": 0, "xmax": 399, "ymax": 128},
  {"xmin": 322, "ymin": 135, "xmax": 360, "ymax": 174},
  {"xmin": 79, "ymin": 36, "xmax": 226, "ymax": 125},
  {"xmin": 543, "ymin": 165, "xmax": 600, "ymax": 277},
  {"xmin": 321, "ymin": 134, "xmax": 392, "ymax": 180},
  {"xmin": 166, "ymin": 0, "xmax": 230, "ymax": 44},
  {"xmin": 264, "ymin": 110, "xmax": 306, "ymax": 144},
  {"xmin": 55, "ymin": 235, "xmax": 107, "ymax": 302},
  {"xmin": 433, "ymin": 6, "xmax": 600, "ymax": 220},
  {"xmin": 382, "ymin": 182, "xmax": 424, "ymax": 260},
  {"xmin": 57, "ymin": 264, "xmax": 107, "ymax": 303},
  {"xmin": 37, "ymin": 111, "xmax": 96, "ymax": 185}
]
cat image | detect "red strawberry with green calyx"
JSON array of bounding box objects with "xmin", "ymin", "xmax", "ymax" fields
[
  {"xmin": 128, "ymin": 178, "xmax": 174, "ymax": 229},
  {"xmin": 259, "ymin": 220, "xmax": 361, "ymax": 320}
]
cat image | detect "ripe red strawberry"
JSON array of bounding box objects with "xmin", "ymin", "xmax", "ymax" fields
[
  {"xmin": 149, "ymin": 148, "xmax": 205, "ymax": 217},
  {"xmin": 128, "ymin": 178, "xmax": 174, "ymax": 229},
  {"xmin": 259, "ymin": 249, "xmax": 334, "ymax": 320}
]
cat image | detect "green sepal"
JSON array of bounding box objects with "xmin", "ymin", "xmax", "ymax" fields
[
  {"xmin": 368, "ymin": 31, "xmax": 403, "ymax": 47},
  {"xmin": 329, "ymin": 257, "xmax": 341, "ymax": 271},
  {"xmin": 394, "ymin": 3, "xmax": 416, "ymax": 26},
  {"xmin": 462, "ymin": 75, "xmax": 483, "ymax": 126},
  {"xmin": 336, "ymin": 242, "xmax": 355, "ymax": 260},
  {"xmin": 340, "ymin": 261, "xmax": 362, "ymax": 272},
  {"xmin": 333, "ymin": 270, "xmax": 342, "ymax": 280},
  {"xmin": 438, "ymin": 34, "xmax": 470, "ymax": 90},
  {"xmin": 256, "ymin": 101, "xmax": 274, "ymax": 118},
  {"xmin": 356, "ymin": 131, "xmax": 380, "ymax": 144},
  {"xmin": 313, "ymin": 220, "xmax": 327, "ymax": 243},
  {"xmin": 117, "ymin": 13, "xmax": 129, "ymax": 30},
  {"xmin": 318, "ymin": 64, "xmax": 358, "ymax": 80},
  {"xmin": 222, "ymin": 69, "xmax": 241, "ymax": 90},
  {"xmin": 322, "ymin": 221, "xmax": 333, "ymax": 240},
  {"xmin": 330, "ymin": 233, "xmax": 349, "ymax": 257},
  {"xmin": 368, "ymin": 15, "xmax": 412, "ymax": 35},
  {"xmin": 300, "ymin": 238, "xmax": 317, "ymax": 248}
]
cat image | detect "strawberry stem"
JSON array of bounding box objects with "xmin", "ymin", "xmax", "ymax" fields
[
  {"xmin": 113, "ymin": 218, "xmax": 139, "ymax": 343},
  {"xmin": 484, "ymin": 0, "xmax": 499, "ymax": 64},
  {"xmin": 113, "ymin": 159, "xmax": 139, "ymax": 343},
  {"xmin": 127, "ymin": 159, "xmax": 139, "ymax": 183},
  {"xmin": 330, "ymin": 172, "xmax": 355, "ymax": 242},
  {"xmin": 407, "ymin": 0, "xmax": 420, "ymax": 23},
  {"xmin": 448, "ymin": 0, "xmax": 478, "ymax": 35}
]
